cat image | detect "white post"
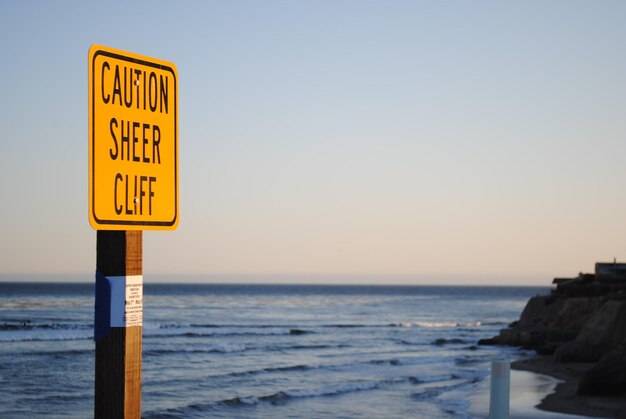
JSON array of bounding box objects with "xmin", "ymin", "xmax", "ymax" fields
[{"xmin": 489, "ymin": 359, "xmax": 510, "ymax": 419}]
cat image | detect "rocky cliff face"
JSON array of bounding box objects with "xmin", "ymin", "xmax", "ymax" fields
[{"xmin": 480, "ymin": 276, "xmax": 626, "ymax": 397}]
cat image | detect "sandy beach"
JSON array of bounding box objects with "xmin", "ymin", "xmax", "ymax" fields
[
  {"xmin": 512, "ymin": 357, "xmax": 626, "ymax": 419},
  {"xmin": 467, "ymin": 365, "xmax": 585, "ymax": 418},
  {"xmin": 466, "ymin": 356, "xmax": 626, "ymax": 418}
]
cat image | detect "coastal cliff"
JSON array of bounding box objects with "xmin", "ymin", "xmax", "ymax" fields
[{"xmin": 480, "ymin": 266, "xmax": 626, "ymax": 402}]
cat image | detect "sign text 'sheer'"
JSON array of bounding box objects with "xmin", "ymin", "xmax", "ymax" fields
[{"xmin": 88, "ymin": 45, "xmax": 178, "ymax": 230}]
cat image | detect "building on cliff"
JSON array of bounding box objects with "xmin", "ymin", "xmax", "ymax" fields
[
  {"xmin": 552, "ymin": 261, "xmax": 626, "ymax": 287},
  {"xmin": 595, "ymin": 261, "xmax": 626, "ymax": 282}
]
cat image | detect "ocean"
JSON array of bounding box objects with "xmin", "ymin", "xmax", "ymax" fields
[{"xmin": 0, "ymin": 282, "xmax": 547, "ymax": 418}]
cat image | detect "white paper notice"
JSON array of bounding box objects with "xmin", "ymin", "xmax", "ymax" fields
[{"xmin": 109, "ymin": 275, "xmax": 143, "ymax": 327}]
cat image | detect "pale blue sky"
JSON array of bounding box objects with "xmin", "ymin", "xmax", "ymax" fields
[{"xmin": 1, "ymin": 1, "xmax": 626, "ymax": 284}]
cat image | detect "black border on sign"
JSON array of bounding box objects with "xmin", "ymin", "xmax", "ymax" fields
[{"xmin": 91, "ymin": 49, "xmax": 178, "ymax": 227}]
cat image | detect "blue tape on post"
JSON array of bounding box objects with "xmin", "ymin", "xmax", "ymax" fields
[
  {"xmin": 94, "ymin": 271, "xmax": 111, "ymax": 341},
  {"xmin": 94, "ymin": 273, "xmax": 143, "ymax": 340}
]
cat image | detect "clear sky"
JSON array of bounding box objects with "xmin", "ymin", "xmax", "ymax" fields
[{"xmin": 1, "ymin": 1, "xmax": 625, "ymax": 285}]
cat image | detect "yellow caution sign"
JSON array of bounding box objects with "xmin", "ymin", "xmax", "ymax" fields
[{"xmin": 88, "ymin": 45, "xmax": 178, "ymax": 230}]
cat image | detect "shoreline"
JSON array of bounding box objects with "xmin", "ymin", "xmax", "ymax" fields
[{"xmin": 512, "ymin": 356, "xmax": 626, "ymax": 418}]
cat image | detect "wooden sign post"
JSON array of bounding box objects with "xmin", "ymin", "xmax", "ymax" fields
[
  {"xmin": 95, "ymin": 231, "xmax": 142, "ymax": 418},
  {"xmin": 89, "ymin": 45, "xmax": 178, "ymax": 418}
]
